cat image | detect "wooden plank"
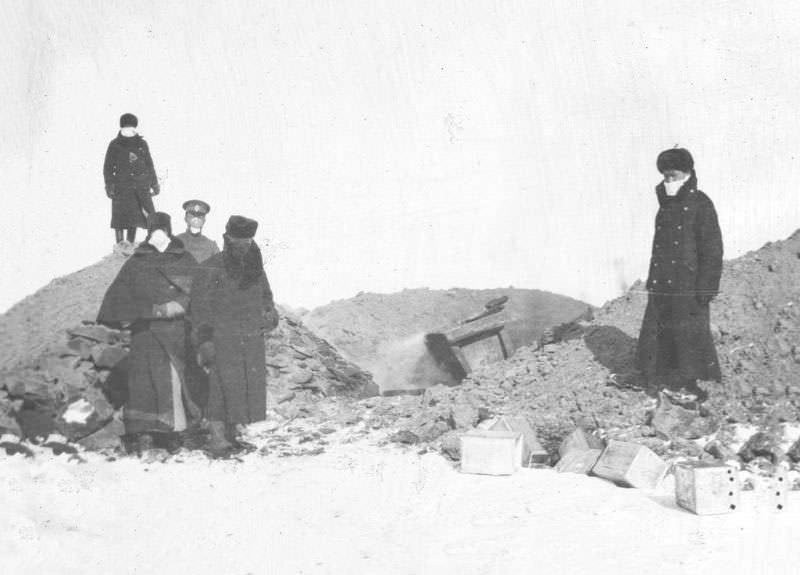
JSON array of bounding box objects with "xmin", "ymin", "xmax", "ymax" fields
[
  {"xmin": 445, "ymin": 317, "xmax": 506, "ymax": 348},
  {"xmin": 460, "ymin": 430, "xmax": 523, "ymax": 476},
  {"xmin": 674, "ymin": 462, "xmax": 740, "ymax": 515},
  {"xmin": 592, "ymin": 440, "xmax": 667, "ymax": 489},
  {"xmin": 424, "ymin": 333, "xmax": 468, "ymax": 382}
]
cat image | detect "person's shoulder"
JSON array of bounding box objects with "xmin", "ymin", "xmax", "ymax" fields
[{"xmin": 692, "ymin": 189, "xmax": 715, "ymax": 206}]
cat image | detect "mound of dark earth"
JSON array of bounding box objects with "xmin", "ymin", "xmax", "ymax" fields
[
  {"xmin": 304, "ymin": 288, "xmax": 591, "ymax": 392},
  {"xmin": 0, "ymin": 249, "xmax": 375, "ymax": 445},
  {"xmin": 362, "ymin": 229, "xmax": 800, "ymax": 465}
]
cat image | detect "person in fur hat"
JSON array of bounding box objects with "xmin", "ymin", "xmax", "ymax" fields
[
  {"xmin": 636, "ymin": 148, "xmax": 723, "ymax": 400},
  {"xmin": 103, "ymin": 113, "xmax": 160, "ymax": 246},
  {"xmin": 97, "ymin": 212, "xmax": 201, "ymax": 452},
  {"xmin": 190, "ymin": 215, "xmax": 278, "ymax": 455}
]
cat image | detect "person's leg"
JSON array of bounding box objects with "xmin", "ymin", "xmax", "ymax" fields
[
  {"xmin": 126, "ymin": 227, "xmax": 137, "ymax": 243},
  {"xmin": 114, "ymin": 229, "xmax": 124, "ymax": 244}
]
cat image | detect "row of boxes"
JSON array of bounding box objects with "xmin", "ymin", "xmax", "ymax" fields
[{"xmin": 459, "ymin": 425, "xmax": 788, "ymax": 515}]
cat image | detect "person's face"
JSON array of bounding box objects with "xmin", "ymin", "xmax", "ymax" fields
[
  {"xmin": 662, "ymin": 169, "xmax": 690, "ymax": 182},
  {"xmin": 150, "ymin": 229, "xmax": 169, "ymax": 248},
  {"xmin": 185, "ymin": 212, "xmax": 206, "ymax": 231},
  {"xmin": 226, "ymin": 236, "xmax": 253, "ymax": 257}
]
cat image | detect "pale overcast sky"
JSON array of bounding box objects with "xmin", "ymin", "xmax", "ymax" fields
[{"xmin": 2, "ymin": 1, "xmax": 799, "ymax": 313}]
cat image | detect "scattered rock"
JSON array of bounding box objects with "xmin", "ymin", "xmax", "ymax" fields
[
  {"xmin": 739, "ymin": 431, "xmax": 784, "ymax": 464},
  {"xmin": 91, "ymin": 345, "xmax": 129, "ymax": 369}
]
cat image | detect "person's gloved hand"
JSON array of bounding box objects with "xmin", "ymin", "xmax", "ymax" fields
[
  {"xmin": 196, "ymin": 341, "xmax": 215, "ymax": 372},
  {"xmin": 105, "ymin": 184, "xmax": 116, "ymax": 199},
  {"xmin": 150, "ymin": 184, "xmax": 160, "ymax": 196}
]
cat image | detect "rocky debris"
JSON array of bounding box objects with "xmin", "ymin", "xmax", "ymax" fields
[
  {"xmin": 647, "ymin": 392, "xmax": 717, "ymax": 440},
  {"xmin": 304, "ymin": 287, "xmax": 591, "ymax": 391},
  {"xmin": 0, "ymin": 307, "xmax": 375, "ymax": 451},
  {"xmin": 738, "ymin": 431, "xmax": 785, "ymax": 464}
]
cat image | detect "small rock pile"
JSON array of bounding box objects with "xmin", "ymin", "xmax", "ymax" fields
[{"xmin": 0, "ymin": 308, "xmax": 376, "ymax": 452}]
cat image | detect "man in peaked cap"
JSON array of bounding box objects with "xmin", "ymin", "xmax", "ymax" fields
[
  {"xmin": 175, "ymin": 200, "xmax": 220, "ymax": 263},
  {"xmin": 190, "ymin": 215, "xmax": 279, "ymax": 456}
]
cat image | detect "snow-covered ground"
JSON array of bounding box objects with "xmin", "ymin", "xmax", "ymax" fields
[{"xmin": 2, "ymin": 437, "xmax": 798, "ymax": 575}]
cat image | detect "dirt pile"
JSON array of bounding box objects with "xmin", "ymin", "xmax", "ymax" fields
[
  {"xmin": 335, "ymin": 229, "xmax": 800, "ymax": 467},
  {"xmin": 304, "ymin": 287, "xmax": 590, "ymax": 391},
  {"xmin": 0, "ymin": 250, "xmax": 375, "ymax": 447}
]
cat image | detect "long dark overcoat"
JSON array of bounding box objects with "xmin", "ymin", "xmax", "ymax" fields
[
  {"xmin": 636, "ymin": 174, "xmax": 723, "ymax": 385},
  {"xmin": 103, "ymin": 133, "xmax": 159, "ymax": 229},
  {"xmin": 190, "ymin": 252, "xmax": 277, "ymax": 426},
  {"xmin": 97, "ymin": 240, "xmax": 200, "ymax": 434}
]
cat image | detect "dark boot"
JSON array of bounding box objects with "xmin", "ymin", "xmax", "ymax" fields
[
  {"xmin": 114, "ymin": 229, "xmax": 124, "ymax": 244},
  {"xmin": 204, "ymin": 421, "xmax": 235, "ymax": 458},
  {"xmin": 126, "ymin": 227, "xmax": 137, "ymax": 243}
]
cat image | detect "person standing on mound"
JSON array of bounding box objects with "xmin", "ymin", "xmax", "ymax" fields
[
  {"xmin": 103, "ymin": 113, "xmax": 160, "ymax": 246},
  {"xmin": 636, "ymin": 148, "xmax": 724, "ymax": 400}
]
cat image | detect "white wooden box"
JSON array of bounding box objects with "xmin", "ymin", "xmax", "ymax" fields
[
  {"xmin": 555, "ymin": 448, "xmax": 603, "ymax": 474},
  {"xmin": 489, "ymin": 416, "xmax": 549, "ymax": 466},
  {"xmin": 592, "ymin": 440, "xmax": 667, "ymax": 489},
  {"xmin": 460, "ymin": 430, "xmax": 523, "ymax": 476},
  {"xmin": 674, "ymin": 462, "xmax": 740, "ymax": 515}
]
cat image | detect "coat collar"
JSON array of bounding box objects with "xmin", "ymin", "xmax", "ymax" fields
[
  {"xmin": 134, "ymin": 237, "xmax": 186, "ymax": 256},
  {"xmin": 655, "ymin": 173, "xmax": 697, "ymax": 206}
]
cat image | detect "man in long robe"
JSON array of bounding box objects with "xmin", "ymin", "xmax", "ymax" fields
[
  {"xmin": 191, "ymin": 215, "xmax": 278, "ymax": 453},
  {"xmin": 97, "ymin": 212, "xmax": 200, "ymax": 451},
  {"xmin": 636, "ymin": 148, "xmax": 724, "ymax": 400}
]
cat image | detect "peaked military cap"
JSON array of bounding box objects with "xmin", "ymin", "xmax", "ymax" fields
[{"xmin": 182, "ymin": 200, "xmax": 211, "ymax": 216}]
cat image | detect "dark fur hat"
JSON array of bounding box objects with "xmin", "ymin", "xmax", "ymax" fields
[
  {"xmin": 225, "ymin": 215, "xmax": 258, "ymax": 239},
  {"xmin": 147, "ymin": 212, "xmax": 172, "ymax": 235},
  {"xmin": 119, "ymin": 113, "xmax": 138, "ymax": 128},
  {"xmin": 657, "ymin": 148, "xmax": 694, "ymax": 174}
]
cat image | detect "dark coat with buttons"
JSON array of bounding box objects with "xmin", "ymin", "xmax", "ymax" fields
[
  {"xmin": 189, "ymin": 247, "xmax": 277, "ymax": 426},
  {"xmin": 636, "ymin": 174, "xmax": 724, "ymax": 385},
  {"xmin": 96, "ymin": 239, "xmax": 201, "ymax": 433},
  {"xmin": 103, "ymin": 133, "xmax": 159, "ymax": 229}
]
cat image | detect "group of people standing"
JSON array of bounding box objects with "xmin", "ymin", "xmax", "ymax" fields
[
  {"xmin": 98, "ymin": 113, "xmax": 278, "ymax": 455},
  {"xmin": 98, "ymin": 111, "xmax": 725, "ymax": 456}
]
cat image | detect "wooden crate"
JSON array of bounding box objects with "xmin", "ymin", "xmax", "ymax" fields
[
  {"xmin": 489, "ymin": 416, "xmax": 549, "ymax": 466},
  {"xmin": 674, "ymin": 462, "xmax": 740, "ymax": 515},
  {"xmin": 769, "ymin": 468, "xmax": 789, "ymax": 511},
  {"xmin": 558, "ymin": 428, "xmax": 604, "ymax": 458},
  {"xmin": 555, "ymin": 449, "xmax": 603, "ymax": 474},
  {"xmin": 460, "ymin": 430, "xmax": 523, "ymax": 476},
  {"xmin": 592, "ymin": 440, "xmax": 667, "ymax": 489}
]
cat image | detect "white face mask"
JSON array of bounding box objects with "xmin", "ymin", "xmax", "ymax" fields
[
  {"xmin": 149, "ymin": 230, "xmax": 170, "ymax": 252},
  {"xmin": 664, "ymin": 174, "xmax": 690, "ymax": 196},
  {"xmin": 189, "ymin": 226, "xmax": 202, "ymax": 235},
  {"xmin": 120, "ymin": 127, "xmax": 137, "ymax": 137}
]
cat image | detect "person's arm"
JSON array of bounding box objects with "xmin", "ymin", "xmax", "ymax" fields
[
  {"xmin": 262, "ymin": 273, "xmax": 279, "ymax": 333},
  {"xmin": 695, "ymin": 198, "xmax": 723, "ymax": 304},
  {"xmin": 97, "ymin": 260, "xmax": 142, "ymax": 326},
  {"xmin": 142, "ymin": 141, "xmax": 160, "ymax": 195},
  {"xmin": 103, "ymin": 142, "xmax": 116, "ymax": 198}
]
